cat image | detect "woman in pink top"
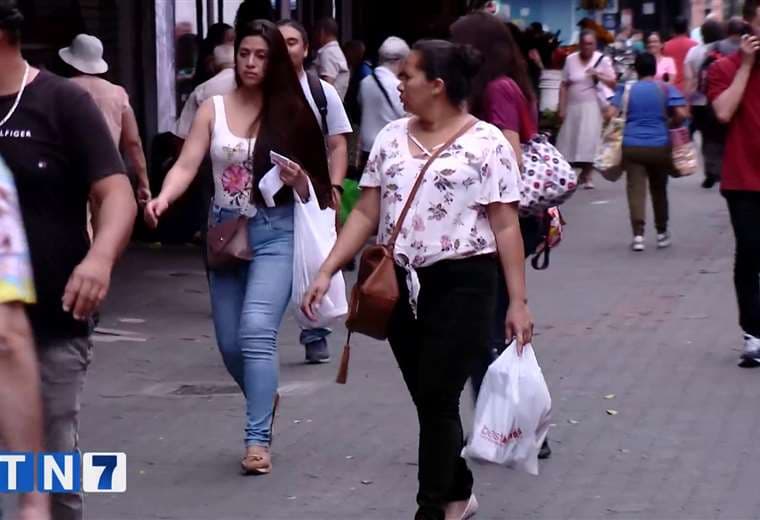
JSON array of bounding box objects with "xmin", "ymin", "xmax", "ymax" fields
[
  {"xmin": 60, "ymin": 34, "xmax": 150, "ymax": 205},
  {"xmin": 647, "ymin": 32, "xmax": 677, "ymax": 84},
  {"xmin": 556, "ymin": 30, "xmax": 617, "ymax": 189}
]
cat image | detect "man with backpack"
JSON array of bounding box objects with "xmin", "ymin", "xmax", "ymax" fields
[
  {"xmin": 683, "ymin": 18, "xmax": 726, "ymax": 188},
  {"xmin": 708, "ymin": 0, "xmax": 760, "ymax": 367},
  {"xmin": 358, "ymin": 36, "xmax": 409, "ymax": 172},
  {"xmin": 278, "ymin": 20, "xmax": 352, "ymax": 364}
]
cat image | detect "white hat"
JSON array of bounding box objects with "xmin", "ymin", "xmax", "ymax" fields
[
  {"xmin": 59, "ymin": 34, "xmax": 109, "ymax": 75},
  {"xmin": 378, "ymin": 36, "xmax": 410, "ymax": 63}
]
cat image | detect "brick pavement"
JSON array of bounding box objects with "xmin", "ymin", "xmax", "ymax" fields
[{"xmin": 77, "ymin": 174, "xmax": 758, "ymax": 520}]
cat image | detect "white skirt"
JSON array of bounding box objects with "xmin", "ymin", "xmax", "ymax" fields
[{"xmin": 556, "ymin": 100, "xmax": 605, "ymax": 164}]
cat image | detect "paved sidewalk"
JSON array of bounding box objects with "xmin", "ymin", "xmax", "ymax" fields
[{"xmin": 79, "ymin": 174, "xmax": 758, "ymax": 520}]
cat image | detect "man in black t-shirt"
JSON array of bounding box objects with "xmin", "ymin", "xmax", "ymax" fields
[{"xmin": 0, "ymin": 2, "xmax": 136, "ymax": 519}]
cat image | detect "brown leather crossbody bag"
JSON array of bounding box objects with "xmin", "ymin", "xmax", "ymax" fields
[
  {"xmin": 206, "ymin": 215, "xmax": 253, "ymax": 270},
  {"xmin": 336, "ymin": 117, "xmax": 478, "ymax": 383}
]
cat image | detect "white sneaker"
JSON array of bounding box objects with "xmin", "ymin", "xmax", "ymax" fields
[
  {"xmin": 740, "ymin": 334, "xmax": 760, "ymax": 368},
  {"xmin": 657, "ymin": 232, "xmax": 672, "ymax": 249},
  {"xmin": 632, "ymin": 236, "xmax": 645, "ymax": 252}
]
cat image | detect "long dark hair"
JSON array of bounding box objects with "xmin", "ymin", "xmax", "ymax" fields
[
  {"xmin": 450, "ymin": 12, "xmax": 536, "ymax": 118},
  {"xmin": 235, "ymin": 20, "xmax": 331, "ymax": 208}
]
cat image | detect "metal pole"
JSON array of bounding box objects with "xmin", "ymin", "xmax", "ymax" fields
[
  {"xmin": 218, "ymin": 0, "xmax": 224, "ymax": 22},
  {"xmin": 280, "ymin": 0, "xmax": 291, "ymax": 20},
  {"xmin": 206, "ymin": 0, "xmax": 214, "ymax": 31},
  {"xmin": 195, "ymin": 0, "xmax": 204, "ymax": 36}
]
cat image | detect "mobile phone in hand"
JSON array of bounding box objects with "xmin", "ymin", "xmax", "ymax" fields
[{"xmin": 270, "ymin": 151, "xmax": 297, "ymax": 169}]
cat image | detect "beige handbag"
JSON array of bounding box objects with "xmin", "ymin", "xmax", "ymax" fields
[{"xmin": 594, "ymin": 83, "xmax": 631, "ymax": 182}]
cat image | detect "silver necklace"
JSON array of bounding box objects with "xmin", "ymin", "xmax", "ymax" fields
[{"xmin": 0, "ymin": 61, "xmax": 30, "ymax": 128}]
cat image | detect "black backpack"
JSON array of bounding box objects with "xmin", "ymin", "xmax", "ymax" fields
[{"xmin": 696, "ymin": 48, "xmax": 728, "ymax": 141}]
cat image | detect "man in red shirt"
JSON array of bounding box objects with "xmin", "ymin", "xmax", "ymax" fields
[
  {"xmin": 664, "ymin": 16, "xmax": 697, "ymax": 92},
  {"xmin": 708, "ymin": 0, "xmax": 760, "ymax": 367}
]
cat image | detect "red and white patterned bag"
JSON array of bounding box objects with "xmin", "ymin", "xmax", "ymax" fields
[
  {"xmin": 519, "ymin": 135, "xmax": 578, "ymax": 216},
  {"xmin": 511, "ymin": 83, "xmax": 578, "ymax": 217}
]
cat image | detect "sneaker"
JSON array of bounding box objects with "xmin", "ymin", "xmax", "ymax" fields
[
  {"xmin": 582, "ymin": 180, "xmax": 596, "ymax": 190},
  {"xmin": 739, "ymin": 334, "xmax": 760, "ymax": 368},
  {"xmin": 657, "ymin": 232, "xmax": 671, "ymax": 249},
  {"xmin": 305, "ymin": 339, "xmax": 331, "ymax": 364},
  {"xmin": 631, "ymin": 236, "xmax": 645, "ymax": 252}
]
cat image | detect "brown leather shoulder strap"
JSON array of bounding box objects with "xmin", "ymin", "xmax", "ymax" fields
[{"xmin": 387, "ymin": 117, "xmax": 478, "ymax": 249}]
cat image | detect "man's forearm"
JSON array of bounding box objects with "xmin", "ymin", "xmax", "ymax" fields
[
  {"xmin": 328, "ymin": 135, "xmax": 349, "ymax": 185},
  {"xmin": 90, "ymin": 176, "xmax": 137, "ymax": 264},
  {"xmin": 127, "ymin": 143, "xmax": 149, "ymax": 188},
  {"xmin": 714, "ymin": 64, "xmax": 752, "ymax": 123}
]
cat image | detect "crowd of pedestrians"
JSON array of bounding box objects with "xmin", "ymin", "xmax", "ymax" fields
[{"xmin": 2, "ymin": 0, "xmax": 760, "ymax": 518}]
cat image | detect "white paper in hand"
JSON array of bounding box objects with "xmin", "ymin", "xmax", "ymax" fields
[{"xmin": 259, "ymin": 165, "xmax": 284, "ymax": 208}]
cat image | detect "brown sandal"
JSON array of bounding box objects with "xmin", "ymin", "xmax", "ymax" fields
[
  {"xmin": 241, "ymin": 446, "xmax": 272, "ymax": 475},
  {"xmin": 240, "ymin": 393, "xmax": 280, "ymax": 475}
]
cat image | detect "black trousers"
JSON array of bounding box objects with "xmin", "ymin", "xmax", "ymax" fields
[
  {"xmin": 471, "ymin": 217, "xmax": 541, "ymax": 397},
  {"xmin": 692, "ymin": 105, "xmax": 726, "ymax": 181},
  {"xmin": 725, "ymin": 191, "xmax": 760, "ymax": 338},
  {"xmin": 388, "ymin": 256, "xmax": 497, "ymax": 520}
]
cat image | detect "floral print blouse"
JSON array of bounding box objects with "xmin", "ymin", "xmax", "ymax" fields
[
  {"xmin": 360, "ymin": 117, "xmax": 521, "ymax": 312},
  {"xmin": 0, "ymin": 156, "xmax": 35, "ymax": 304}
]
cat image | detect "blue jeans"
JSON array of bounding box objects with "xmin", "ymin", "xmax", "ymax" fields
[
  {"xmin": 299, "ymin": 327, "xmax": 331, "ymax": 345},
  {"xmin": 209, "ymin": 205, "xmax": 294, "ymax": 447}
]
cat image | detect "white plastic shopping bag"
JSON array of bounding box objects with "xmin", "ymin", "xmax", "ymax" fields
[
  {"xmin": 291, "ymin": 179, "xmax": 348, "ymax": 328},
  {"xmin": 462, "ymin": 342, "xmax": 552, "ymax": 476}
]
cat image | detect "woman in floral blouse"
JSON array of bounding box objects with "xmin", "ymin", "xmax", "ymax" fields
[{"xmin": 304, "ymin": 40, "xmax": 533, "ymax": 520}]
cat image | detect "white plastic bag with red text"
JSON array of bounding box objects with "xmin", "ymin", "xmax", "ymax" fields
[
  {"xmin": 291, "ymin": 180, "xmax": 348, "ymax": 328},
  {"xmin": 462, "ymin": 342, "xmax": 552, "ymax": 475}
]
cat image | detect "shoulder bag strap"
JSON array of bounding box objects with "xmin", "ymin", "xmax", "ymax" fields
[
  {"xmin": 387, "ymin": 117, "xmax": 478, "ymax": 249},
  {"xmin": 306, "ymin": 70, "xmax": 329, "ymax": 136},
  {"xmin": 655, "ymin": 81, "xmax": 673, "ymax": 127},
  {"xmin": 372, "ymin": 69, "xmax": 402, "ymax": 118}
]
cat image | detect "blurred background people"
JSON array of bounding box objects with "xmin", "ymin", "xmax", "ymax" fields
[
  {"xmin": 683, "ymin": 18, "xmax": 727, "ymax": 189},
  {"xmin": 610, "ymin": 53, "xmax": 688, "ymax": 252},
  {"xmin": 556, "ymin": 30, "xmax": 616, "ymax": 189},
  {"xmin": 313, "ymin": 17, "xmax": 350, "ymax": 99},
  {"xmin": 357, "ymin": 36, "xmax": 409, "ymax": 170},
  {"xmin": 663, "ymin": 16, "xmax": 697, "ymax": 93},
  {"xmin": 647, "ymin": 32, "xmax": 677, "ymax": 83},
  {"xmin": 59, "ymin": 34, "xmax": 150, "ymax": 206},
  {"xmin": 192, "ymin": 22, "xmax": 234, "ymax": 88}
]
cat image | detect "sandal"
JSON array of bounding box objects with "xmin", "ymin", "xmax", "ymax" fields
[
  {"xmin": 240, "ymin": 392, "xmax": 280, "ymax": 475},
  {"xmin": 241, "ymin": 445, "xmax": 272, "ymax": 475}
]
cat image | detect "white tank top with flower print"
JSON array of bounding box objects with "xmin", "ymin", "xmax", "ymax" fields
[{"xmin": 210, "ymin": 95, "xmax": 256, "ymax": 216}]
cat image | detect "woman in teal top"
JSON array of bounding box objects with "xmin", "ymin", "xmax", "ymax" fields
[{"xmin": 611, "ymin": 52, "xmax": 689, "ymax": 252}]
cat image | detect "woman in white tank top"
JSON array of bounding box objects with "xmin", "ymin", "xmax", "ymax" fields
[{"xmin": 145, "ymin": 20, "xmax": 330, "ymax": 476}]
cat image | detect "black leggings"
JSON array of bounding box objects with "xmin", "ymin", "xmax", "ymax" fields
[{"xmin": 388, "ymin": 256, "xmax": 497, "ymax": 520}]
